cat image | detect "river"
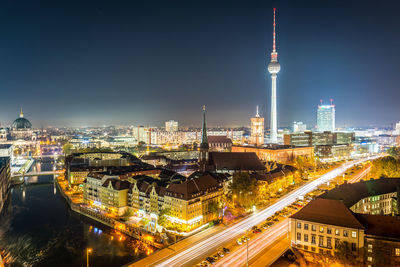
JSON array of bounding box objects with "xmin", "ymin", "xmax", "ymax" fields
[{"xmin": 0, "ymin": 160, "xmax": 149, "ymax": 267}]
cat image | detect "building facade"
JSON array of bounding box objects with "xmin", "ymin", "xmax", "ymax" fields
[
  {"xmin": 250, "ymin": 106, "xmax": 264, "ymax": 147},
  {"xmin": 317, "ymin": 102, "xmax": 335, "ymax": 132}
]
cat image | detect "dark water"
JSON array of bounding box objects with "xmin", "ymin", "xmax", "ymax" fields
[{"xmin": 0, "ymin": 161, "xmax": 149, "ymax": 267}]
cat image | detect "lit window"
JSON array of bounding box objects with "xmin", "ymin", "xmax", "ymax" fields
[
  {"xmin": 367, "ymin": 256, "xmax": 372, "ymax": 262},
  {"xmin": 352, "ymin": 231, "xmax": 357, "ymax": 238},
  {"xmin": 396, "ymin": 248, "xmax": 400, "ymax": 256},
  {"xmin": 335, "ymin": 229, "xmax": 340, "ymax": 235},
  {"xmin": 297, "ymin": 222, "xmax": 301, "ymax": 228},
  {"xmin": 319, "ymin": 226, "xmax": 324, "ymax": 233}
]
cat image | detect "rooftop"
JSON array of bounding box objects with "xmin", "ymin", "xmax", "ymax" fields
[
  {"xmin": 290, "ymin": 198, "xmax": 365, "ymax": 229},
  {"xmin": 318, "ymin": 178, "xmax": 400, "ymax": 207}
]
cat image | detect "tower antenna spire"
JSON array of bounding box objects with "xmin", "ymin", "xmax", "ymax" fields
[
  {"xmin": 273, "ymin": 8, "xmax": 276, "ymax": 53},
  {"xmin": 20, "ymin": 107, "xmax": 23, "ymax": 118},
  {"xmin": 256, "ymin": 105, "xmax": 260, "ymax": 117}
]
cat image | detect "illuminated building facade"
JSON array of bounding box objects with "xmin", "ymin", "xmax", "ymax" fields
[
  {"xmin": 165, "ymin": 120, "xmax": 178, "ymax": 132},
  {"xmin": 290, "ymin": 179, "xmax": 400, "ymax": 266},
  {"xmin": 293, "ymin": 121, "xmax": 307, "ymax": 132},
  {"xmin": 250, "ymin": 106, "xmax": 264, "ymax": 146},
  {"xmin": 10, "ymin": 108, "xmax": 35, "ymax": 141},
  {"xmin": 317, "ymin": 101, "xmax": 335, "ymax": 132},
  {"xmin": 232, "ymin": 145, "xmax": 314, "ymax": 164}
]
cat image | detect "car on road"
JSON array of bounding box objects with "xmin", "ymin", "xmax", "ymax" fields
[
  {"xmin": 223, "ymin": 247, "xmax": 230, "ymax": 254},
  {"xmin": 201, "ymin": 260, "xmax": 209, "ymax": 266},
  {"xmin": 206, "ymin": 257, "xmax": 215, "ymax": 264},
  {"xmin": 237, "ymin": 239, "xmax": 242, "ymax": 245},
  {"xmin": 212, "ymin": 254, "xmax": 219, "ymax": 261},
  {"xmin": 217, "ymin": 251, "xmax": 224, "ymax": 257}
]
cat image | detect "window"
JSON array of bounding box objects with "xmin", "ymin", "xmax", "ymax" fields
[
  {"xmin": 367, "ymin": 256, "xmax": 372, "ymax": 262},
  {"xmin": 319, "ymin": 236, "xmax": 324, "ymax": 247},
  {"xmin": 351, "ymin": 231, "xmax": 357, "ymax": 238},
  {"xmin": 368, "ymin": 243, "xmax": 373, "ymax": 253},
  {"xmin": 343, "ymin": 230, "xmax": 348, "ymax": 237},
  {"xmin": 327, "ymin": 228, "xmax": 332, "ymax": 234},
  {"xmin": 297, "ymin": 222, "xmax": 301, "ymax": 228},
  {"xmin": 311, "ymin": 246, "xmax": 315, "ymax": 252},
  {"xmin": 351, "ymin": 243, "xmax": 356, "ymax": 251},
  {"xmin": 304, "ymin": 234, "xmax": 309, "ymax": 242},
  {"xmin": 312, "ymin": 225, "xmax": 316, "ymax": 231},
  {"xmin": 319, "ymin": 226, "xmax": 324, "ymax": 233},
  {"xmin": 335, "ymin": 238, "xmax": 340, "ymax": 248},
  {"xmin": 304, "ymin": 223, "xmax": 309, "ymax": 230},
  {"xmin": 304, "ymin": 245, "xmax": 308, "ymax": 251},
  {"xmin": 327, "ymin": 237, "xmax": 332, "ymax": 248},
  {"xmin": 297, "ymin": 233, "xmax": 301, "ymax": 241},
  {"xmin": 396, "ymin": 248, "xmax": 400, "ymax": 256},
  {"xmin": 335, "ymin": 229, "xmax": 340, "ymax": 235},
  {"xmin": 311, "ymin": 235, "xmax": 316, "ymax": 244}
]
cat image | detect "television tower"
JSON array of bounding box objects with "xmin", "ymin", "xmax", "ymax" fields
[{"xmin": 267, "ymin": 8, "xmax": 280, "ymax": 143}]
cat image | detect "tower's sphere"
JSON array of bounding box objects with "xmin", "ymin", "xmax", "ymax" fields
[{"xmin": 268, "ymin": 61, "xmax": 281, "ymax": 74}]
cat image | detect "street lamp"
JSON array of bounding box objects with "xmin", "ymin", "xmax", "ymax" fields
[{"xmin": 86, "ymin": 248, "xmax": 92, "ymax": 267}]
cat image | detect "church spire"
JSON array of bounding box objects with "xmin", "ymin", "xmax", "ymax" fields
[
  {"xmin": 200, "ymin": 105, "xmax": 208, "ymax": 149},
  {"xmin": 20, "ymin": 107, "xmax": 24, "ymax": 118}
]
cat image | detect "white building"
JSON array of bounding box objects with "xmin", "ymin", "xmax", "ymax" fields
[
  {"xmin": 293, "ymin": 121, "xmax": 307, "ymax": 132},
  {"xmin": 317, "ymin": 102, "xmax": 335, "ymax": 132},
  {"xmin": 165, "ymin": 120, "xmax": 178, "ymax": 132}
]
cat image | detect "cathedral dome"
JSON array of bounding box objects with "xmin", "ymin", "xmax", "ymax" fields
[
  {"xmin": 12, "ymin": 117, "xmax": 32, "ymax": 129},
  {"xmin": 12, "ymin": 108, "xmax": 32, "ymax": 129}
]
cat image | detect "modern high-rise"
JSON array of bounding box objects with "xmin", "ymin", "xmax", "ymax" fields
[
  {"xmin": 267, "ymin": 8, "xmax": 280, "ymax": 143},
  {"xmin": 165, "ymin": 120, "xmax": 178, "ymax": 132},
  {"xmin": 317, "ymin": 101, "xmax": 335, "ymax": 132},
  {"xmin": 250, "ymin": 106, "xmax": 264, "ymax": 146}
]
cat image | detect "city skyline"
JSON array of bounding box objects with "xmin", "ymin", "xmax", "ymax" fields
[{"xmin": 1, "ymin": 1, "xmax": 400, "ymax": 128}]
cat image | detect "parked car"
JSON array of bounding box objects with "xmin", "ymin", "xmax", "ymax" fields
[
  {"xmin": 206, "ymin": 257, "xmax": 215, "ymax": 264},
  {"xmin": 223, "ymin": 247, "xmax": 230, "ymax": 254},
  {"xmin": 217, "ymin": 251, "xmax": 224, "ymax": 257},
  {"xmin": 237, "ymin": 239, "xmax": 243, "ymax": 245}
]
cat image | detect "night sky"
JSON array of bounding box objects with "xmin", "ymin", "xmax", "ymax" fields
[{"xmin": 0, "ymin": 0, "xmax": 400, "ymax": 128}]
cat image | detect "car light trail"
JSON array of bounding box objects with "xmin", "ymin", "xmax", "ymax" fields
[{"xmin": 155, "ymin": 156, "xmax": 378, "ymax": 267}]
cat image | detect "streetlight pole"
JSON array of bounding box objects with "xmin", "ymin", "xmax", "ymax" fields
[
  {"xmin": 86, "ymin": 248, "xmax": 92, "ymax": 267},
  {"xmin": 246, "ymin": 229, "xmax": 250, "ymax": 267}
]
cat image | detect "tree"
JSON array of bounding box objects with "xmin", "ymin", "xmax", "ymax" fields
[
  {"xmin": 158, "ymin": 208, "xmax": 171, "ymax": 228},
  {"xmin": 370, "ymin": 156, "xmax": 400, "ymax": 178},
  {"xmin": 369, "ymin": 239, "xmax": 394, "ymax": 267},
  {"xmin": 62, "ymin": 142, "xmax": 73, "ymax": 156},
  {"xmin": 335, "ymin": 241, "xmax": 357, "ymax": 267},
  {"xmin": 229, "ymin": 172, "xmax": 258, "ymax": 208},
  {"xmin": 387, "ymin": 147, "xmax": 400, "ymax": 161},
  {"xmin": 294, "ymin": 156, "xmax": 307, "ymax": 179},
  {"xmin": 208, "ymin": 199, "xmax": 220, "ymax": 219}
]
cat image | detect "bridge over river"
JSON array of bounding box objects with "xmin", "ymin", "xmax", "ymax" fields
[{"xmin": 11, "ymin": 170, "xmax": 64, "ymax": 178}]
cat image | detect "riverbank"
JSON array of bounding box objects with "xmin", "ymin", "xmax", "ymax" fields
[{"xmin": 55, "ymin": 177, "xmax": 164, "ymax": 249}]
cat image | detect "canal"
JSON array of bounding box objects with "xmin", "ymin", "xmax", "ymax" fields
[{"xmin": 0, "ymin": 160, "xmax": 149, "ymax": 267}]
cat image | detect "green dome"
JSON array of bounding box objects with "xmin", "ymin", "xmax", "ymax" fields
[{"xmin": 12, "ymin": 117, "xmax": 32, "ymax": 129}]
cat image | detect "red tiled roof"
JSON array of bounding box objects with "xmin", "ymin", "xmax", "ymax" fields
[
  {"xmin": 208, "ymin": 135, "xmax": 233, "ymax": 144},
  {"xmin": 290, "ymin": 198, "xmax": 365, "ymax": 229},
  {"xmin": 355, "ymin": 213, "xmax": 400, "ymax": 239},
  {"xmin": 208, "ymin": 152, "xmax": 265, "ymax": 171}
]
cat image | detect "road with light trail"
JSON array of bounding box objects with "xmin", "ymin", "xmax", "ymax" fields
[{"xmin": 131, "ymin": 156, "xmax": 379, "ymax": 267}]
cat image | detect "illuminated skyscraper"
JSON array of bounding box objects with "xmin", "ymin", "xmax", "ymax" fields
[
  {"xmin": 250, "ymin": 106, "xmax": 264, "ymax": 146},
  {"xmin": 317, "ymin": 100, "xmax": 335, "ymax": 132},
  {"xmin": 267, "ymin": 8, "xmax": 280, "ymax": 143}
]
